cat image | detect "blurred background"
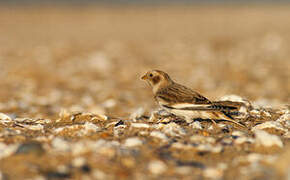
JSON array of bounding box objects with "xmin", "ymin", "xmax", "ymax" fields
[
  {"xmin": 0, "ymin": 1, "xmax": 290, "ymax": 180},
  {"xmin": 0, "ymin": 0, "xmax": 289, "ymax": 119}
]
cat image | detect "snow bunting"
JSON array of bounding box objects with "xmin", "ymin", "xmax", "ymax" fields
[{"xmin": 141, "ymin": 70, "xmax": 246, "ymax": 127}]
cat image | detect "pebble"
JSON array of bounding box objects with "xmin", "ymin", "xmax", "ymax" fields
[
  {"xmin": 0, "ymin": 143, "xmax": 18, "ymax": 159},
  {"xmin": 197, "ymin": 144, "xmax": 223, "ymax": 153},
  {"xmin": 0, "ymin": 128, "xmax": 21, "ymax": 136},
  {"xmin": 234, "ymin": 153, "xmax": 277, "ymax": 165},
  {"xmin": 138, "ymin": 131, "xmax": 149, "ymax": 136},
  {"xmin": 15, "ymin": 142, "xmax": 45, "ymax": 155},
  {"xmin": 277, "ymin": 112, "xmax": 290, "ymax": 128},
  {"xmin": 283, "ymin": 131, "xmax": 290, "ymax": 139},
  {"xmin": 148, "ymin": 160, "xmax": 167, "ymax": 175},
  {"xmin": 217, "ymin": 163, "xmax": 228, "ymax": 170},
  {"xmin": 152, "ymin": 123, "xmax": 165, "ymax": 130},
  {"xmin": 250, "ymin": 109, "xmax": 261, "ymax": 117},
  {"xmin": 115, "ymin": 120, "xmax": 124, "ymax": 127},
  {"xmin": 45, "ymin": 168, "xmax": 71, "ymax": 179},
  {"xmin": 22, "ymin": 124, "xmax": 44, "ymax": 131},
  {"xmin": 252, "ymin": 99, "xmax": 269, "ymax": 108},
  {"xmin": 72, "ymin": 157, "xmax": 86, "ymax": 168},
  {"xmin": 33, "ymin": 176, "xmax": 46, "ymax": 180},
  {"xmin": 53, "ymin": 125, "xmax": 80, "ymax": 134},
  {"xmin": 190, "ymin": 135, "xmax": 216, "ymax": 144},
  {"xmin": 252, "ymin": 99, "xmax": 281, "ymax": 109},
  {"xmin": 208, "ymin": 125, "xmax": 214, "ymax": 130},
  {"xmin": 252, "ymin": 121, "xmax": 287, "ymax": 133},
  {"xmin": 121, "ymin": 157, "xmax": 135, "ymax": 168},
  {"xmin": 78, "ymin": 140, "xmax": 117, "ymax": 156},
  {"xmin": 84, "ymin": 111, "xmax": 109, "ymax": 121},
  {"xmin": 59, "ymin": 109, "xmax": 71, "ymax": 120},
  {"xmin": 57, "ymin": 164, "xmax": 70, "ymax": 174},
  {"xmin": 254, "ymin": 130, "xmax": 283, "ymax": 148},
  {"xmin": 113, "ymin": 124, "xmax": 127, "ymax": 137},
  {"xmin": 82, "ymin": 122, "xmax": 100, "ymax": 133},
  {"xmin": 175, "ymin": 167, "xmax": 192, "ymax": 175},
  {"xmin": 51, "ymin": 138, "xmax": 71, "ymax": 152},
  {"xmin": 247, "ymin": 153, "xmax": 263, "ymax": 163},
  {"xmin": 161, "ymin": 123, "xmax": 186, "ymax": 137},
  {"xmin": 71, "ymin": 142, "xmax": 93, "ymax": 156},
  {"xmin": 219, "ymin": 95, "xmax": 251, "ymax": 107},
  {"xmin": 106, "ymin": 121, "xmax": 119, "ymax": 128},
  {"xmin": 123, "ymin": 137, "xmax": 143, "ymax": 148},
  {"xmin": 130, "ymin": 107, "xmax": 145, "ymax": 120},
  {"xmin": 284, "ymin": 120, "xmax": 290, "ymax": 129},
  {"xmin": 148, "ymin": 111, "xmax": 158, "ymax": 123},
  {"xmin": 157, "ymin": 109, "xmax": 172, "ymax": 116},
  {"xmin": 221, "ymin": 138, "xmax": 233, "ymax": 145},
  {"xmin": 71, "ymin": 142, "xmax": 89, "ymax": 156},
  {"xmin": 232, "ymin": 130, "xmax": 245, "ymax": 137},
  {"xmin": 190, "ymin": 121, "xmax": 203, "ymax": 129},
  {"xmin": 13, "ymin": 118, "xmax": 29, "ymax": 123},
  {"xmin": 171, "ymin": 142, "xmax": 192, "ymax": 150},
  {"xmin": 92, "ymin": 170, "xmax": 107, "ymax": 179},
  {"xmin": 130, "ymin": 123, "xmax": 150, "ymax": 129},
  {"xmin": 158, "ymin": 117, "xmax": 171, "ymax": 123},
  {"xmin": 35, "ymin": 118, "xmax": 52, "ymax": 124},
  {"xmin": 150, "ymin": 131, "xmax": 168, "ymax": 142},
  {"xmin": 203, "ymin": 167, "xmax": 223, "ymax": 179},
  {"xmin": 209, "ymin": 145, "xmax": 223, "ymax": 153},
  {"xmin": 176, "ymin": 160, "xmax": 205, "ymax": 169},
  {"xmin": 0, "ymin": 113, "xmax": 12, "ymax": 122},
  {"xmin": 234, "ymin": 136, "xmax": 255, "ymax": 145},
  {"xmin": 217, "ymin": 123, "xmax": 227, "ymax": 128},
  {"xmin": 34, "ymin": 136, "xmax": 52, "ymax": 142},
  {"xmin": 262, "ymin": 111, "xmax": 271, "ymax": 117},
  {"xmin": 97, "ymin": 147, "xmax": 116, "ymax": 159}
]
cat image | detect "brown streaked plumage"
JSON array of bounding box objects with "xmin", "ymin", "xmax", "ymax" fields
[{"xmin": 141, "ymin": 70, "xmax": 246, "ymax": 127}]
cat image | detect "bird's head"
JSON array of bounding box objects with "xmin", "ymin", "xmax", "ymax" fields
[{"xmin": 141, "ymin": 70, "xmax": 173, "ymax": 93}]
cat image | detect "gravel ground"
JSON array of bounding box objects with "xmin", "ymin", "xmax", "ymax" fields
[{"xmin": 0, "ymin": 5, "xmax": 289, "ymax": 180}]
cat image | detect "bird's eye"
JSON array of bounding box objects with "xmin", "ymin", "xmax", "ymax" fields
[{"xmin": 149, "ymin": 73, "xmax": 153, "ymax": 77}]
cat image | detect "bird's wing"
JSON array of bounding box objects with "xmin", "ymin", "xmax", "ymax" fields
[
  {"xmin": 156, "ymin": 84, "xmax": 243, "ymax": 113},
  {"xmin": 155, "ymin": 83, "xmax": 212, "ymax": 110},
  {"xmin": 162, "ymin": 100, "xmax": 241, "ymax": 112}
]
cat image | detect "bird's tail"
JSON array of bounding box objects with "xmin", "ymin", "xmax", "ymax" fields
[
  {"xmin": 211, "ymin": 101, "xmax": 249, "ymax": 127},
  {"xmin": 211, "ymin": 101, "xmax": 249, "ymax": 119}
]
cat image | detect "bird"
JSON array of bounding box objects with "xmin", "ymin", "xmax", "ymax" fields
[{"xmin": 141, "ymin": 70, "xmax": 246, "ymax": 127}]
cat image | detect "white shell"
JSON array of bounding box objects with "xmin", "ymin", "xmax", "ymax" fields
[
  {"xmin": 150, "ymin": 131, "xmax": 168, "ymax": 142},
  {"xmin": 148, "ymin": 160, "xmax": 167, "ymax": 175},
  {"xmin": 219, "ymin": 94, "xmax": 251, "ymax": 107},
  {"xmin": 123, "ymin": 137, "xmax": 143, "ymax": 148},
  {"xmin": 251, "ymin": 121, "xmax": 287, "ymax": 133},
  {"xmin": 190, "ymin": 121, "xmax": 203, "ymax": 129},
  {"xmin": 130, "ymin": 123, "xmax": 150, "ymax": 129},
  {"xmin": 0, "ymin": 113, "xmax": 12, "ymax": 122},
  {"xmin": 254, "ymin": 130, "xmax": 283, "ymax": 148}
]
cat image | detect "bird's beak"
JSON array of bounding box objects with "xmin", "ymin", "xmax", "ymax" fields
[{"xmin": 141, "ymin": 74, "xmax": 147, "ymax": 80}]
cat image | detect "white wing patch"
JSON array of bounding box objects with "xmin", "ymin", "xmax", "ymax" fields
[{"xmin": 169, "ymin": 103, "xmax": 211, "ymax": 110}]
